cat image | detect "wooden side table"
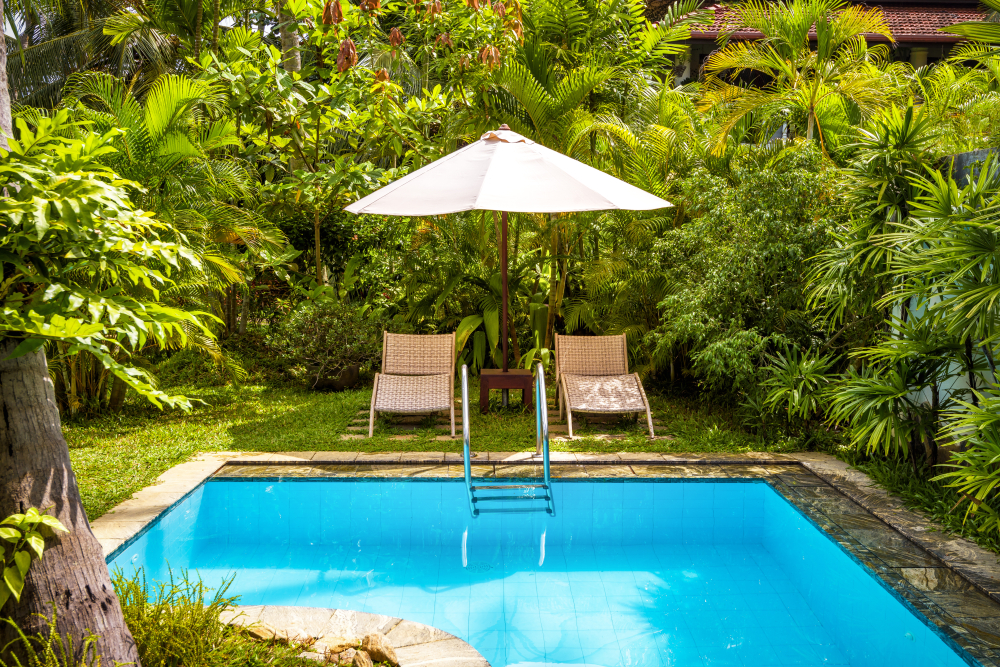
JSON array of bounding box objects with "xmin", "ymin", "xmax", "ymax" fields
[{"xmin": 479, "ymin": 369, "xmax": 534, "ymax": 413}]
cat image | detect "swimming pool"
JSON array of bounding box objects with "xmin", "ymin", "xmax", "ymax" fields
[{"xmin": 109, "ymin": 477, "xmax": 976, "ymax": 667}]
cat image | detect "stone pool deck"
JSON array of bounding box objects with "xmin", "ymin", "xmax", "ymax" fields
[
  {"xmin": 93, "ymin": 451, "xmax": 1000, "ymax": 666},
  {"xmin": 219, "ymin": 606, "xmax": 490, "ymax": 667}
]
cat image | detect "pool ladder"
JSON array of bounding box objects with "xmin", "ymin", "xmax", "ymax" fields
[{"xmin": 461, "ymin": 363, "xmax": 554, "ymax": 517}]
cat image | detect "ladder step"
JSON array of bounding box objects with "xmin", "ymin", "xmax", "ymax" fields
[
  {"xmin": 475, "ymin": 507, "xmax": 553, "ymax": 514},
  {"xmin": 470, "ymin": 484, "xmax": 547, "ymax": 490},
  {"xmin": 473, "ymin": 495, "xmax": 550, "ymax": 502}
]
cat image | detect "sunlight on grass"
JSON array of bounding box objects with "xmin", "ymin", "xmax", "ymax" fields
[{"xmin": 65, "ymin": 379, "xmax": 788, "ymax": 519}]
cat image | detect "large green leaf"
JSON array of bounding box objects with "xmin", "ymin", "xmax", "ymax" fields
[
  {"xmin": 24, "ymin": 532, "xmax": 46, "ymax": 560},
  {"xmin": 3, "ymin": 566, "xmax": 24, "ymax": 602},
  {"xmin": 13, "ymin": 552, "xmax": 31, "ymax": 577},
  {"xmin": 944, "ymin": 22, "xmax": 1000, "ymax": 44},
  {"xmin": 455, "ymin": 315, "xmax": 485, "ymax": 358}
]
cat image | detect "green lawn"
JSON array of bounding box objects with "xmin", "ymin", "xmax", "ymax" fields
[{"xmin": 65, "ymin": 378, "xmax": 790, "ymax": 520}]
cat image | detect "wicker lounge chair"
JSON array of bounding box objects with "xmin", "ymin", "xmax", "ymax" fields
[
  {"xmin": 554, "ymin": 333, "xmax": 654, "ymax": 438},
  {"xmin": 369, "ymin": 332, "xmax": 456, "ymax": 438}
]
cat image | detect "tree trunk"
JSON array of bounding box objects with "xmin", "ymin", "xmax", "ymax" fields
[
  {"xmin": 314, "ymin": 212, "xmax": 323, "ymax": 285},
  {"xmin": 544, "ymin": 222, "xmax": 558, "ymax": 349},
  {"xmin": 195, "ymin": 0, "xmax": 203, "ymax": 58},
  {"xmin": 0, "ymin": 340, "xmax": 140, "ymax": 665},
  {"xmin": 108, "ymin": 374, "xmax": 128, "ymax": 413},
  {"xmin": 238, "ymin": 283, "xmax": 249, "ymax": 335},
  {"xmin": 212, "ymin": 0, "xmax": 220, "ymax": 54},
  {"xmin": 0, "ymin": 0, "xmax": 12, "ymax": 152},
  {"xmin": 277, "ymin": 0, "xmax": 300, "ymax": 73}
]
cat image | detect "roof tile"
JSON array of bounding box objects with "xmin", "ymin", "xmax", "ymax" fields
[{"xmin": 646, "ymin": 3, "xmax": 985, "ymax": 41}]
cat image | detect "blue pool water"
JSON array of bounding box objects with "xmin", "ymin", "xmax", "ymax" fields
[{"xmin": 110, "ymin": 479, "xmax": 972, "ymax": 667}]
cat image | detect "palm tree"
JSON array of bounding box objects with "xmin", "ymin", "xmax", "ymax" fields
[
  {"xmin": 5, "ymin": 0, "xmax": 260, "ymax": 107},
  {"xmin": 15, "ymin": 71, "xmax": 287, "ymax": 408},
  {"xmin": 700, "ymin": 0, "xmax": 900, "ymax": 154},
  {"xmin": 1, "ymin": 31, "xmax": 10, "ymax": 148},
  {"xmin": 807, "ymin": 105, "xmax": 937, "ymax": 341},
  {"xmin": 57, "ymin": 70, "xmax": 283, "ymax": 257},
  {"xmin": 478, "ymin": 0, "xmax": 703, "ymax": 152}
]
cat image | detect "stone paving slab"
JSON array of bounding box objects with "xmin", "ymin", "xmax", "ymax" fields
[
  {"xmin": 218, "ymin": 606, "xmax": 484, "ymax": 667},
  {"xmin": 794, "ymin": 453, "xmax": 1000, "ymax": 607},
  {"xmin": 311, "ymin": 452, "xmax": 360, "ymax": 462}
]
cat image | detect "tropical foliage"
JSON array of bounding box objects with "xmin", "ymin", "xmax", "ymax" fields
[{"xmin": 4, "ymin": 0, "xmax": 1000, "ymax": 543}]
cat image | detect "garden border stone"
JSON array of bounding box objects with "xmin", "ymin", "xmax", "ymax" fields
[{"xmin": 219, "ymin": 606, "xmax": 489, "ymax": 667}]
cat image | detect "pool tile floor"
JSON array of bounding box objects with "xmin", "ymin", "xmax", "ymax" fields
[{"xmin": 189, "ymin": 541, "xmax": 853, "ymax": 667}]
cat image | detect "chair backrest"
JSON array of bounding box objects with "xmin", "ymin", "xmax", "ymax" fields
[
  {"xmin": 381, "ymin": 332, "xmax": 455, "ymax": 376},
  {"xmin": 555, "ymin": 333, "xmax": 629, "ymax": 379}
]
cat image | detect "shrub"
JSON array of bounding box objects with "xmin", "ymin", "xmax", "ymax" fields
[
  {"xmin": 272, "ymin": 299, "xmax": 385, "ymax": 389},
  {"xmin": 112, "ymin": 569, "xmax": 316, "ymax": 667}
]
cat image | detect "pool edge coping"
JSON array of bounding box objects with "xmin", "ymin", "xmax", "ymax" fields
[{"xmin": 93, "ymin": 451, "xmax": 1000, "ymax": 605}]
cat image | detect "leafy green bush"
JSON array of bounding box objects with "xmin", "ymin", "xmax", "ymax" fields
[
  {"xmin": 650, "ymin": 148, "xmax": 845, "ymax": 400},
  {"xmin": 114, "ymin": 569, "xmax": 236, "ymax": 667},
  {"xmin": 271, "ymin": 298, "xmax": 385, "ymax": 389},
  {"xmin": 112, "ymin": 569, "xmax": 315, "ymax": 667}
]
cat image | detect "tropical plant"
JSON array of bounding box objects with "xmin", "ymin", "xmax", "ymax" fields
[
  {"xmin": 1, "ymin": 510, "xmax": 68, "ymax": 611},
  {"xmin": 0, "ymin": 111, "xmax": 220, "ymax": 663},
  {"xmin": 112, "ymin": 568, "xmax": 337, "ymax": 667},
  {"xmin": 17, "ymin": 68, "xmax": 294, "ymax": 409},
  {"xmin": 204, "ymin": 25, "xmax": 450, "ymax": 283},
  {"xmin": 942, "ymin": 0, "xmax": 1000, "ymax": 45},
  {"xmin": 813, "ymin": 116, "xmax": 1000, "ymax": 484},
  {"xmin": 762, "ymin": 346, "xmax": 835, "ymax": 423},
  {"xmin": 648, "ymin": 144, "xmax": 842, "ymax": 396},
  {"xmin": 0, "ymin": 112, "xmax": 216, "ymax": 406},
  {"xmin": 114, "ymin": 568, "xmax": 238, "ymax": 667},
  {"xmin": 932, "ymin": 393, "xmax": 1000, "ymax": 534},
  {"xmin": 483, "ymin": 0, "xmax": 705, "ymax": 152},
  {"xmin": 807, "ymin": 105, "xmax": 937, "ymax": 351},
  {"xmin": 911, "ymin": 61, "xmax": 1000, "ymax": 155},
  {"xmin": 700, "ymin": 0, "xmax": 902, "ymax": 154},
  {"xmin": 4, "ymin": 0, "xmax": 265, "ymax": 108}
]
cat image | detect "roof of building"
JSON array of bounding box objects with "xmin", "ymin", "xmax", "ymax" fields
[{"xmin": 645, "ymin": 3, "xmax": 986, "ymax": 43}]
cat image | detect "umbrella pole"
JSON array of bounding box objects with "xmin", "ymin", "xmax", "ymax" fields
[{"xmin": 501, "ymin": 210, "xmax": 510, "ymax": 406}]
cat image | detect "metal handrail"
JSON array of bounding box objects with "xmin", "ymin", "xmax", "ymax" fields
[
  {"xmin": 463, "ymin": 362, "xmax": 553, "ymax": 517},
  {"xmin": 535, "ymin": 362, "xmax": 551, "ymax": 490},
  {"xmin": 461, "ymin": 365, "xmax": 474, "ymax": 514}
]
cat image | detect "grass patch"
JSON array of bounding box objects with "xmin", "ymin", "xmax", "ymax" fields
[
  {"xmin": 65, "ymin": 377, "xmax": 792, "ymax": 519},
  {"xmin": 845, "ymin": 453, "xmax": 1000, "ymax": 555}
]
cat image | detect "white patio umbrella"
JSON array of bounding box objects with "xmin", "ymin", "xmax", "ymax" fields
[{"xmin": 345, "ymin": 125, "xmax": 671, "ymax": 376}]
